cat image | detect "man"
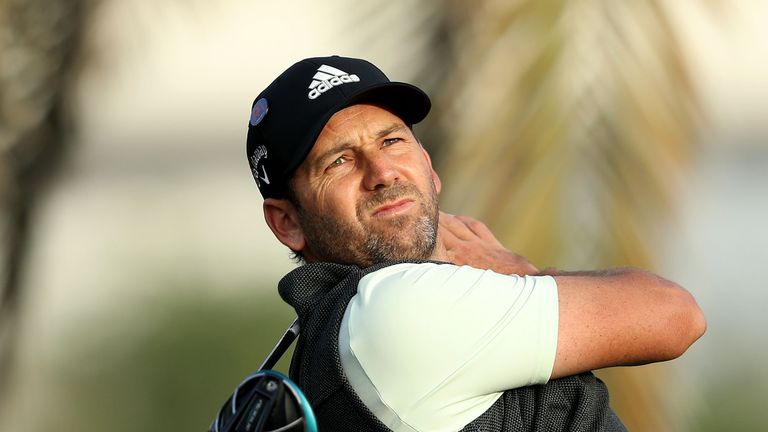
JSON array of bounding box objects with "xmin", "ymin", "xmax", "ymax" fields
[{"xmin": 246, "ymin": 55, "xmax": 706, "ymax": 431}]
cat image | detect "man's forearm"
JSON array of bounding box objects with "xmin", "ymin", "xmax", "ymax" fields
[{"xmin": 551, "ymin": 268, "xmax": 706, "ymax": 377}]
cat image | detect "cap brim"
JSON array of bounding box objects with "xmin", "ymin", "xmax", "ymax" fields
[{"xmin": 345, "ymin": 82, "xmax": 431, "ymax": 126}]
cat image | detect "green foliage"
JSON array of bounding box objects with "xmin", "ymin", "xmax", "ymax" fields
[
  {"xmin": 33, "ymin": 287, "xmax": 295, "ymax": 432},
  {"xmin": 687, "ymin": 369, "xmax": 768, "ymax": 432}
]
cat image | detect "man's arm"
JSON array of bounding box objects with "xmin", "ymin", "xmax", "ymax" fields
[
  {"xmin": 550, "ymin": 268, "xmax": 705, "ymax": 377},
  {"xmin": 438, "ymin": 212, "xmax": 707, "ymax": 377}
]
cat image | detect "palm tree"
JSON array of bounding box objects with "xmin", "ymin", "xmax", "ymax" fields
[
  {"xmin": 425, "ymin": 1, "xmax": 700, "ymax": 430},
  {"xmin": 0, "ymin": 0, "xmax": 88, "ymax": 412}
]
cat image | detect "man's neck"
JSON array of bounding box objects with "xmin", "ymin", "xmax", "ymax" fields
[{"xmin": 428, "ymin": 236, "xmax": 450, "ymax": 262}]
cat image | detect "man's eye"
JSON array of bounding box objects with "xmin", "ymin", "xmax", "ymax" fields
[
  {"xmin": 328, "ymin": 156, "xmax": 346, "ymax": 168},
  {"xmin": 383, "ymin": 137, "xmax": 401, "ymax": 146}
]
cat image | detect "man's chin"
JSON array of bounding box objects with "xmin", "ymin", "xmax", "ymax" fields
[
  {"xmin": 364, "ymin": 229, "xmax": 437, "ymax": 263},
  {"xmin": 367, "ymin": 219, "xmax": 419, "ymax": 243}
]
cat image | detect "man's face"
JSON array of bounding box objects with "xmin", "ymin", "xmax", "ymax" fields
[{"xmin": 289, "ymin": 104, "xmax": 441, "ymax": 267}]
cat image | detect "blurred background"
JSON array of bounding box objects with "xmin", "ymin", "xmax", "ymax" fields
[{"xmin": 1, "ymin": 0, "xmax": 766, "ymax": 431}]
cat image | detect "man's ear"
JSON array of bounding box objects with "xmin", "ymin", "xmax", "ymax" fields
[
  {"xmin": 263, "ymin": 198, "xmax": 306, "ymax": 252},
  {"xmin": 420, "ymin": 145, "xmax": 442, "ymax": 195}
]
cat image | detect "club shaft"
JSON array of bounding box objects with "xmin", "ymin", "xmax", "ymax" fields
[{"xmin": 259, "ymin": 318, "xmax": 300, "ymax": 371}]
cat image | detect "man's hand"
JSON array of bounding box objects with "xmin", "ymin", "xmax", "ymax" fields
[{"xmin": 438, "ymin": 211, "xmax": 539, "ymax": 275}]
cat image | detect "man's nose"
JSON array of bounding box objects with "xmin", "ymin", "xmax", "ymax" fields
[{"xmin": 362, "ymin": 153, "xmax": 399, "ymax": 190}]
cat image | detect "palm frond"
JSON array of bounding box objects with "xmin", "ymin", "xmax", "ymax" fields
[{"xmin": 429, "ymin": 1, "xmax": 702, "ymax": 429}]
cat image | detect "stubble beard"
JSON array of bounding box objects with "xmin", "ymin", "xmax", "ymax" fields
[{"xmin": 295, "ymin": 181, "xmax": 439, "ymax": 267}]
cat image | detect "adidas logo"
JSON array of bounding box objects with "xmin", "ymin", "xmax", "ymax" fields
[{"xmin": 307, "ymin": 65, "xmax": 360, "ymax": 100}]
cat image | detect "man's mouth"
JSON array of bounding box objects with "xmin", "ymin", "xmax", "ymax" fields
[{"xmin": 371, "ymin": 198, "xmax": 414, "ymax": 218}]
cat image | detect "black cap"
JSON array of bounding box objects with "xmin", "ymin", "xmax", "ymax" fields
[{"xmin": 246, "ymin": 55, "xmax": 431, "ymax": 199}]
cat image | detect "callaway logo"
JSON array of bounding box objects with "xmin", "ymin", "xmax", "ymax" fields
[
  {"xmin": 308, "ymin": 65, "xmax": 360, "ymax": 100},
  {"xmin": 250, "ymin": 145, "xmax": 270, "ymax": 186}
]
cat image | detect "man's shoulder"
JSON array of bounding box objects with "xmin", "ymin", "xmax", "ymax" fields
[
  {"xmin": 347, "ymin": 262, "xmax": 555, "ymax": 336},
  {"xmin": 356, "ymin": 261, "xmax": 539, "ymax": 303}
]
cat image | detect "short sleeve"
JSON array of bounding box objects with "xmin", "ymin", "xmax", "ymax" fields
[{"xmin": 338, "ymin": 262, "xmax": 559, "ymax": 432}]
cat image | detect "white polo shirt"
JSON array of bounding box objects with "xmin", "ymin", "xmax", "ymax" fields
[{"xmin": 338, "ymin": 262, "xmax": 559, "ymax": 432}]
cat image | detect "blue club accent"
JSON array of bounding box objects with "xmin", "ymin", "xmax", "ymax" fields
[{"xmin": 259, "ymin": 370, "xmax": 318, "ymax": 432}]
